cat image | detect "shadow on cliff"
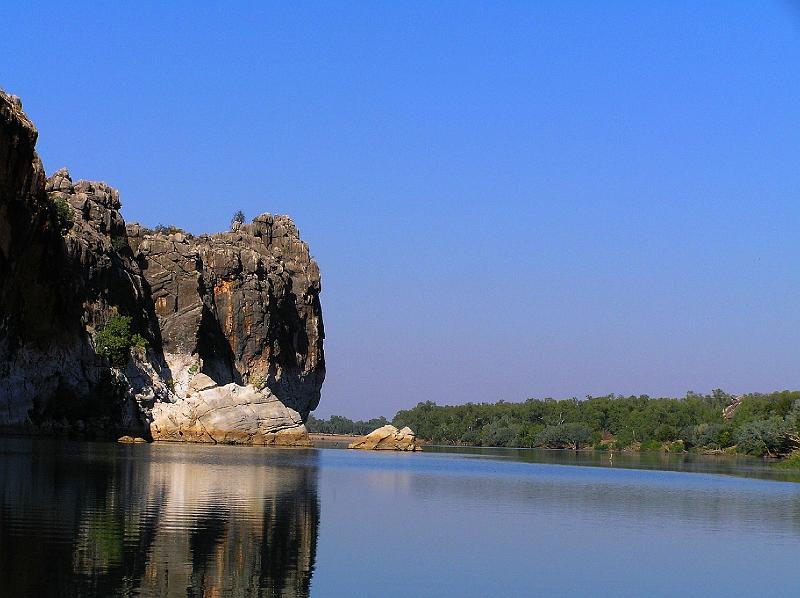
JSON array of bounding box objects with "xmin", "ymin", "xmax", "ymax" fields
[
  {"xmin": 20, "ymin": 228, "xmax": 166, "ymax": 439},
  {"xmin": 265, "ymin": 285, "xmax": 325, "ymax": 419},
  {"xmin": 0, "ymin": 92, "xmax": 173, "ymax": 439},
  {"xmin": 197, "ymin": 299, "xmax": 242, "ymax": 386}
]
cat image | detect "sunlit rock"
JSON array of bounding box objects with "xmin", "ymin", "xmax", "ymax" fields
[{"xmin": 348, "ymin": 424, "xmax": 422, "ymax": 451}]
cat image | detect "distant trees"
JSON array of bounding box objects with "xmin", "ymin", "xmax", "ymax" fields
[
  {"xmin": 534, "ymin": 423, "xmax": 592, "ymax": 450},
  {"xmin": 388, "ymin": 391, "xmax": 800, "ymax": 456},
  {"xmin": 309, "ymin": 391, "xmax": 800, "ymax": 457},
  {"xmin": 307, "ymin": 414, "xmax": 388, "ymax": 436},
  {"xmin": 734, "ymin": 417, "xmax": 793, "ymax": 456}
]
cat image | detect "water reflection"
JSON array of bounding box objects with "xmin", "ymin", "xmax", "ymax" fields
[
  {"xmin": 0, "ymin": 439, "xmax": 319, "ymax": 597},
  {"xmin": 427, "ymin": 444, "xmax": 800, "ymax": 482}
]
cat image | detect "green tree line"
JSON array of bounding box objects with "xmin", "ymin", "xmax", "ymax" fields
[
  {"xmin": 306, "ymin": 414, "xmax": 389, "ymax": 436},
  {"xmin": 310, "ymin": 390, "xmax": 800, "ymax": 457}
]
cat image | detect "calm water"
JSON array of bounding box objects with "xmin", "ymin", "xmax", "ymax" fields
[{"xmin": 2, "ymin": 439, "xmax": 800, "ymax": 597}]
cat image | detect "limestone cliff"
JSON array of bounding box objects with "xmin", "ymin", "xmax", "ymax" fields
[{"xmin": 0, "ymin": 90, "xmax": 325, "ymax": 443}]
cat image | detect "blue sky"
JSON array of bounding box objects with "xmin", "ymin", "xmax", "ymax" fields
[{"xmin": 4, "ymin": 1, "xmax": 799, "ymax": 418}]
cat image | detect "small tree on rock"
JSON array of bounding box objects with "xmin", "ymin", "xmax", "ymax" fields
[
  {"xmin": 231, "ymin": 210, "xmax": 246, "ymax": 229},
  {"xmin": 53, "ymin": 198, "xmax": 75, "ymax": 235},
  {"xmin": 94, "ymin": 315, "xmax": 148, "ymax": 366}
]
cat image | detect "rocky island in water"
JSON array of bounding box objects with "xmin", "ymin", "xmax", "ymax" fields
[{"xmin": 0, "ymin": 90, "xmax": 325, "ymax": 445}]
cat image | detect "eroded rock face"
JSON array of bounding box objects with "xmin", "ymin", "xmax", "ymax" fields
[
  {"xmin": 0, "ymin": 90, "xmax": 325, "ymax": 444},
  {"xmin": 127, "ymin": 212, "xmax": 325, "ymax": 419},
  {"xmin": 348, "ymin": 425, "xmax": 422, "ymax": 451},
  {"xmin": 150, "ymin": 373, "xmax": 311, "ymax": 445},
  {"xmin": 0, "ymin": 91, "xmax": 168, "ymax": 437}
]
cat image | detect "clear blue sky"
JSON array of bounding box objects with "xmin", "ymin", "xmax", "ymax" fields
[{"xmin": 4, "ymin": 1, "xmax": 799, "ymax": 418}]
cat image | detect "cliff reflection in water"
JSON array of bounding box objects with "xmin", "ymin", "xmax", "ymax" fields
[{"xmin": 0, "ymin": 439, "xmax": 319, "ymax": 597}]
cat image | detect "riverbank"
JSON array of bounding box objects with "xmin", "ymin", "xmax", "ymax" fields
[{"xmin": 308, "ymin": 433, "xmax": 360, "ymax": 448}]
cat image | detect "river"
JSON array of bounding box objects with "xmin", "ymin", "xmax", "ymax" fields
[{"xmin": 1, "ymin": 438, "xmax": 798, "ymax": 596}]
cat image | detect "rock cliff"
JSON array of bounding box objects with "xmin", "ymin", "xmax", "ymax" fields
[{"xmin": 0, "ymin": 90, "xmax": 324, "ymax": 443}]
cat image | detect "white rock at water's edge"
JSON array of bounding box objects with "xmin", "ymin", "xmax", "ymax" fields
[{"xmin": 348, "ymin": 424, "xmax": 421, "ymax": 451}]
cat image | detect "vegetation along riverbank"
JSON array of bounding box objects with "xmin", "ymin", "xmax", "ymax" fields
[{"xmin": 309, "ymin": 390, "xmax": 800, "ymax": 462}]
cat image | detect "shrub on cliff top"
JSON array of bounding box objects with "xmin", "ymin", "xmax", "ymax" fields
[
  {"xmin": 231, "ymin": 210, "xmax": 246, "ymax": 228},
  {"xmin": 53, "ymin": 197, "xmax": 74, "ymax": 234},
  {"xmin": 153, "ymin": 223, "xmax": 186, "ymax": 235},
  {"xmin": 94, "ymin": 315, "xmax": 148, "ymax": 366}
]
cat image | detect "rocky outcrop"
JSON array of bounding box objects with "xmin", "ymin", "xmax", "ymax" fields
[
  {"xmin": 127, "ymin": 211, "xmax": 325, "ymax": 419},
  {"xmin": 0, "ymin": 89, "xmax": 324, "ymax": 443},
  {"xmin": 0, "ymin": 91, "xmax": 168, "ymax": 437},
  {"xmin": 348, "ymin": 425, "xmax": 422, "ymax": 451},
  {"xmin": 723, "ymin": 395, "xmax": 745, "ymax": 420},
  {"xmin": 150, "ymin": 373, "xmax": 311, "ymax": 445}
]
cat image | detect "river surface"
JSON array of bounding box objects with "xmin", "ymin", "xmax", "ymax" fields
[{"xmin": 2, "ymin": 438, "xmax": 799, "ymax": 597}]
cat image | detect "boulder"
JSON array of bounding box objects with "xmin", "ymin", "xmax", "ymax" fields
[
  {"xmin": 117, "ymin": 435, "xmax": 148, "ymax": 443},
  {"xmin": 348, "ymin": 424, "xmax": 422, "ymax": 451},
  {"xmin": 188, "ymin": 373, "xmax": 217, "ymax": 393},
  {"xmin": 151, "ymin": 382, "xmax": 311, "ymax": 446}
]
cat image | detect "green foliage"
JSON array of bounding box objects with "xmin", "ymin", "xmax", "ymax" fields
[
  {"xmin": 94, "ymin": 315, "xmax": 148, "ymax": 366},
  {"xmin": 130, "ymin": 333, "xmax": 147, "ymax": 359},
  {"xmin": 188, "ymin": 364, "xmax": 199, "ymax": 375},
  {"xmin": 785, "ymin": 399, "xmax": 800, "ymax": 432},
  {"xmin": 639, "ymin": 439, "xmax": 662, "ymax": 452},
  {"xmin": 774, "ymin": 450, "xmax": 800, "ymax": 470},
  {"xmin": 482, "ymin": 415, "xmax": 520, "ymax": 447},
  {"xmin": 386, "ymin": 391, "xmax": 800, "ymax": 456},
  {"xmin": 613, "ymin": 428, "xmax": 636, "ymax": 450},
  {"xmin": 734, "ymin": 417, "xmax": 791, "ymax": 456},
  {"xmin": 654, "ymin": 423, "xmax": 678, "ymax": 442},
  {"xmin": 250, "ymin": 374, "xmax": 266, "ymax": 390},
  {"xmin": 731, "ymin": 393, "xmax": 796, "ymax": 436},
  {"xmin": 53, "ymin": 197, "xmax": 74, "ymax": 234},
  {"xmin": 666, "ymin": 440, "xmax": 685, "ymax": 453},
  {"xmin": 307, "ymin": 414, "xmax": 389, "ymax": 436},
  {"xmin": 682, "ymin": 422, "xmax": 733, "ymax": 450},
  {"xmin": 307, "ymin": 391, "xmax": 800, "ymax": 460},
  {"xmin": 153, "ymin": 224, "xmax": 186, "ymax": 235},
  {"xmin": 534, "ymin": 423, "xmax": 591, "ymax": 449}
]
